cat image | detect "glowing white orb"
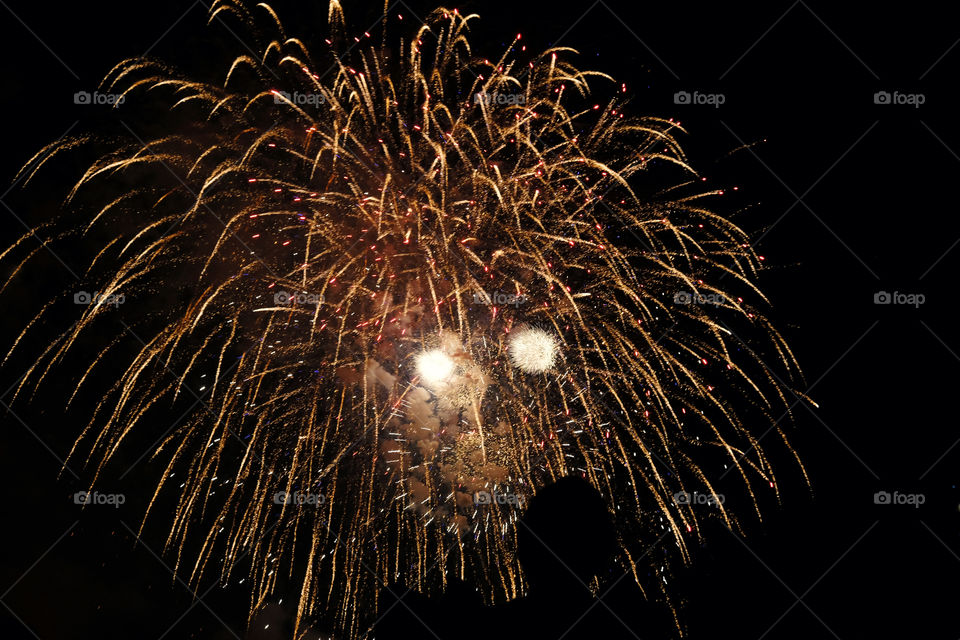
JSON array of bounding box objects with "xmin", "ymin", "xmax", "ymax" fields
[
  {"xmin": 508, "ymin": 327, "xmax": 557, "ymax": 373},
  {"xmin": 415, "ymin": 349, "xmax": 456, "ymax": 386}
]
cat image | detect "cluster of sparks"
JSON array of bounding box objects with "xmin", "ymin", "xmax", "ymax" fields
[{"xmin": 2, "ymin": 2, "xmax": 809, "ymax": 637}]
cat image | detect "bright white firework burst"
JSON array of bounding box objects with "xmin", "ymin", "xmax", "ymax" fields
[
  {"xmin": 507, "ymin": 327, "xmax": 558, "ymax": 373},
  {"xmin": 415, "ymin": 349, "xmax": 457, "ymax": 387}
]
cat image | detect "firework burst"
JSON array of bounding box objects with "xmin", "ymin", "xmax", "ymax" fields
[{"xmin": 3, "ymin": 2, "xmax": 809, "ymax": 636}]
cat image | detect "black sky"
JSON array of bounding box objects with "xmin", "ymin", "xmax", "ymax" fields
[{"xmin": 1, "ymin": 1, "xmax": 957, "ymax": 638}]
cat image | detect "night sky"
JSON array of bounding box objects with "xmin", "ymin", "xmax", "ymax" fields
[{"xmin": 1, "ymin": 1, "xmax": 957, "ymax": 638}]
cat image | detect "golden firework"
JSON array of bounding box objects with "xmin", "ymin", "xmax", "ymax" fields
[{"xmin": 3, "ymin": 2, "xmax": 809, "ymax": 636}]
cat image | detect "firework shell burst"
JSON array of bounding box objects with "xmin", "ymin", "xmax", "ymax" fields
[{"xmin": 3, "ymin": 1, "xmax": 810, "ymax": 636}]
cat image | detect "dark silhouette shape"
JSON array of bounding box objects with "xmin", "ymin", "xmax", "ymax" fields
[
  {"xmin": 498, "ymin": 476, "xmax": 634, "ymax": 640},
  {"xmin": 516, "ymin": 475, "xmax": 617, "ymax": 594},
  {"xmin": 377, "ymin": 476, "xmax": 664, "ymax": 639}
]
